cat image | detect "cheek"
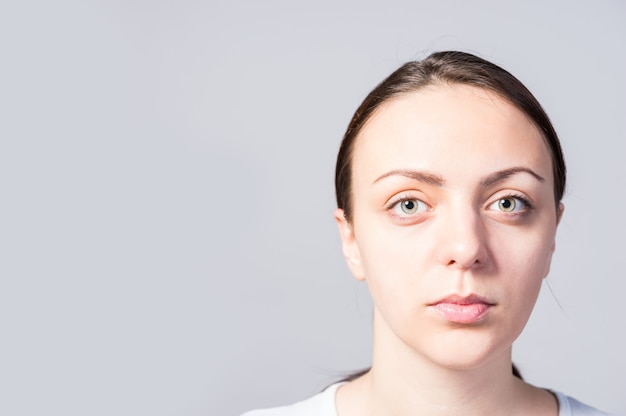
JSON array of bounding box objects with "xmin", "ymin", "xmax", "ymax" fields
[
  {"xmin": 356, "ymin": 217, "xmax": 427, "ymax": 276},
  {"xmin": 495, "ymin": 227, "xmax": 556, "ymax": 278},
  {"xmin": 358, "ymin": 238, "xmax": 413, "ymax": 298},
  {"xmin": 354, "ymin": 224, "xmax": 434, "ymax": 314},
  {"xmin": 493, "ymin": 230, "xmax": 556, "ymax": 318}
]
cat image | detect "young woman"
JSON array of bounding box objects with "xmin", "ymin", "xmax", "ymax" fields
[{"xmin": 243, "ymin": 51, "xmax": 608, "ymax": 415}]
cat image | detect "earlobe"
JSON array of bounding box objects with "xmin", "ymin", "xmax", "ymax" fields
[{"xmin": 334, "ymin": 208, "xmax": 365, "ymax": 281}]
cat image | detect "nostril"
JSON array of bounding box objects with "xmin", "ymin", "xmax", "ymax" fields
[{"xmin": 446, "ymin": 257, "xmax": 482, "ymax": 268}]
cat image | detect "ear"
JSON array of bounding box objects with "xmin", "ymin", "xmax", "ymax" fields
[
  {"xmin": 550, "ymin": 202, "xmax": 565, "ymax": 254},
  {"xmin": 543, "ymin": 202, "xmax": 565, "ymax": 279},
  {"xmin": 334, "ymin": 208, "xmax": 365, "ymax": 281},
  {"xmin": 557, "ymin": 202, "xmax": 565, "ymax": 225}
]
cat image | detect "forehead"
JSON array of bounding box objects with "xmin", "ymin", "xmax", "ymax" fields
[{"xmin": 352, "ymin": 85, "xmax": 552, "ymax": 185}]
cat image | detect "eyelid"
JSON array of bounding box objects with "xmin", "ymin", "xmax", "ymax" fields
[
  {"xmin": 385, "ymin": 192, "xmax": 428, "ymax": 210},
  {"xmin": 385, "ymin": 193, "xmax": 431, "ymax": 223},
  {"xmin": 487, "ymin": 193, "xmax": 534, "ymax": 213}
]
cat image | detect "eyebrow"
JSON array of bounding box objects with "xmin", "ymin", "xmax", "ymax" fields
[
  {"xmin": 373, "ymin": 170, "xmax": 445, "ymax": 186},
  {"xmin": 372, "ymin": 167, "xmax": 544, "ymax": 187},
  {"xmin": 479, "ymin": 167, "xmax": 545, "ymax": 187}
]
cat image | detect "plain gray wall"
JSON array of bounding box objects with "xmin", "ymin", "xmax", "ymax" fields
[{"xmin": 1, "ymin": 1, "xmax": 624, "ymax": 415}]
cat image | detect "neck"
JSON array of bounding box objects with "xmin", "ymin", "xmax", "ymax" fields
[{"xmin": 360, "ymin": 308, "xmax": 519, "ymax": 415}]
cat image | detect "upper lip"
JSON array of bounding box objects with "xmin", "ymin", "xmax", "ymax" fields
[{"xmin": 428, "ymin": 294, "xmax": 495, "ymax": 306}]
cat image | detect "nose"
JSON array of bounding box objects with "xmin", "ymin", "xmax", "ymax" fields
[{"xmin": 436, "ymin": 205, "xmax": 489, "ymax": 270}]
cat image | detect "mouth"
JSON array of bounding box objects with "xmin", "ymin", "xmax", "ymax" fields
[{"xmin": 428, "ymin": 294, "xmax": 495, "ymax": 324}]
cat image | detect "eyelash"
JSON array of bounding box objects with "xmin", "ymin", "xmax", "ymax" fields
[
  {"xmin": 384, "ymin": 193, "xmax": 534, "ymax": 217},
  {"xmin": 385, "ymin": 194, "xmax": 430, "ymax": 215},
  {"xmin": 490, "ymin": 193, "xmax": 534, "ymax": 215}
]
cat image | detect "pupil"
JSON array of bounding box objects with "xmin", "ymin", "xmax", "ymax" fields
[
  {"xmin": 501, "ymin": 199, "xmax": 513, "ymax": 210},
  {"xmin": 403, "ymin": 201, "xmax": 415, "ymax": 211}
]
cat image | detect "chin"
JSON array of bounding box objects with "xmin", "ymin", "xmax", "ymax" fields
[{"xmin": 408, "ymin": 330, "xmax": 516, "ymax": 372}]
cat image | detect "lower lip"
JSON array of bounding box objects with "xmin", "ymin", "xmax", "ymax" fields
[{"xmin": 430, "ymin": 302, "xmax": 492, "ymax": 324}]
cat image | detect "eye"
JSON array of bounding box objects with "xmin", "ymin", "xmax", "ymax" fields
[
  {"xmin": 390, "ymin": 198, "xmax": 429, "ymax": 216},
  {"xmin": 489, "ymin": 196, "xmax": 529, "ymax": 213},
  {"xmin": 499, "ymin": 198, "xmax": 517, "ymax": 212}
]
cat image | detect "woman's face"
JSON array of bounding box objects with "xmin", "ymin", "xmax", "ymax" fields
[{"xmin": 336, "ymin": 85, "xmax": 562, "ymax": 370}]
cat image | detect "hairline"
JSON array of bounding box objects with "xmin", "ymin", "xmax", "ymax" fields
[{"xmin": 342, "ymin": 81, "xmax": 557, "ymax": 222}]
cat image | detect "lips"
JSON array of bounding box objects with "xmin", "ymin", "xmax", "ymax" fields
[{"xmin": 428, "ymin": 294, "xmax": 494, "ymax": 324}]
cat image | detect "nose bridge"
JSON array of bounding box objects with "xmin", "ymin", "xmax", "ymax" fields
[{"xmin": 437, "ymin": 199, "xmax": 488, "ymax": 269}]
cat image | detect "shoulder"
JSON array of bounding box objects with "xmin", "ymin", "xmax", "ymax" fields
[
  {"xmin": 241, "ymin": 383, "xmax": 344, "ymax": 416},
  {"xmin": 553, "ymin": 391, "xmax": 611, "ymax": 416}
]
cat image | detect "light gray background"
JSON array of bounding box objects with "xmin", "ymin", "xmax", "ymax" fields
[{"xmin": 1, "ymin": 1, "xmax": 624, "ymax": 415}]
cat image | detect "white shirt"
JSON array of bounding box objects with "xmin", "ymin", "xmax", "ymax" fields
[{"xmin": 242, "ymin": 383, "xmax": 610, "ymax": 416}]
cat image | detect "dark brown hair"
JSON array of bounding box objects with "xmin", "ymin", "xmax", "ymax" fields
[{"xmin": 335, "ymin": 50, "xmax": 566, "ymax": 222}]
